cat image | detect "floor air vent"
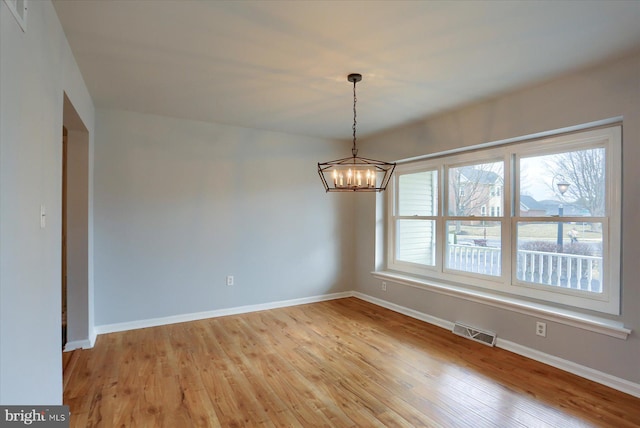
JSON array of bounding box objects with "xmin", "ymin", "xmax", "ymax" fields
[{"xmin": 452, "ymin": 322, "xmax": 496, "ymax": 347}]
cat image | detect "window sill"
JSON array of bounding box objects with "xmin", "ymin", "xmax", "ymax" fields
[{"xmin": 371, "ymin": 270, "xmax": 630, "ymax": 340}]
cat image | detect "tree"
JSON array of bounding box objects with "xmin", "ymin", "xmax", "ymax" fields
[
  {"xmin": 547, "ymin": 148, "xmax": 605, "ymax": 216},
  {"xmin": 450, "ymin": 163, "xmax": 503, "ymax": 216},
  {"xmin": 449, "ymin": 162, "xmax": 503, "ymax": 232}
]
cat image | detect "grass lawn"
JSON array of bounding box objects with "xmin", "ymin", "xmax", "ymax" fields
[{"xmin": 454, "ymin": 222, "xmax": 602, "ymax": 241}]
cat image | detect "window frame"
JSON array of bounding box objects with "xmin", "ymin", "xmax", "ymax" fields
[
  {"xmin": 389, "ymin": 163, "xmax": 441, "ymax": 276},
  {"xmin": 386, "ymin": 125, "xmax": 621, "ymax": 315}
]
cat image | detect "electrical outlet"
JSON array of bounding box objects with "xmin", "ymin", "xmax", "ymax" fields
[
  {"xmin": 381, "ymin": 282, "xmax": 387, "ymax": 292},
  {"xmin": 536, "ymin": 321, "xmax": 546, "ymax": 337},
  {"xmin": 40, "ymin": 205, "xmax": 46, "ymax": 228},
  {"xmin": 226, "ymin": 275, "xmax": 234, "ymax": 286}
]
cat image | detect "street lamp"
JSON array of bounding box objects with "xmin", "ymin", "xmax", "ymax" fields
[
  {"xmin": 556, "ymin": 181, "xmax": 570, "ymax": 196},
  {"xmin": 555, "ymin": 177, "xmax": 571, "ymax": 252}
]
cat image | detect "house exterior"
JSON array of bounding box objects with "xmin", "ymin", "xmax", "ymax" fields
[
  {"xmin": 520, "ymin": 195, "xmax": 547, "ymax": 217},
  {"xmin": 450, "ymin": 166, "xmax": 503, "ymax": 222}
]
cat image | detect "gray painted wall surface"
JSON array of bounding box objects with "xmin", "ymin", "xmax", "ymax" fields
[
  {"xmin": 0, "ymin": 1, "xmax": 95, "ymax": 404},
  {"xmin": 93, "ymin": 109, "xmax": 354, "ymax": 325},
  {"xmin": 65, "ymin": 129, "xmax": 89, "ymax": 343},
  {"xmin": 355, "ymin": 51, "xmax": 640, "ymax": 384}
]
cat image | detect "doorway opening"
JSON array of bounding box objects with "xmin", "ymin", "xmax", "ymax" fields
[{"xmin": 61, "ymin": 93, "xmax": 89, "ymax": 354}]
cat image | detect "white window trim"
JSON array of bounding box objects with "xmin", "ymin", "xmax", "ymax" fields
[
  {"xmin": 385, "ymin": 124, "xmax": 622, "ymax": 316},
  {"xmin": 371, "ymin": 270, "xmax": 630, "ymax": 340}
]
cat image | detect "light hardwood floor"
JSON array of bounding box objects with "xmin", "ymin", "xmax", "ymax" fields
[{"xmin": 63, "ymin": 298, "xmax": 640, "ymax": 427}]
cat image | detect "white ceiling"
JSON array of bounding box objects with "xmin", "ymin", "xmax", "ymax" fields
[{"xmin": 53, "ymin": 0, "xmax": 640, "ymax": 140}]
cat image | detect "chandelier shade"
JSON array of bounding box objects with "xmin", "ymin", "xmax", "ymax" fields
[
  {"xmin": 317, "ymin": 156, "xmax": 395, "ymax": 192},
  {"xmin": 318, "ymin": 73, "xmax": 396, "ymax": 192}
]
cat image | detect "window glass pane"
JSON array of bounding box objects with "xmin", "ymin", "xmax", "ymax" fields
[
  {"xmin": 398, "ymin": 171, "xmax": 438, "ymax": 216},
  {"xmin": 446, "ymin": 221, "xmax": 501, "ymax": 276},
  {"xmin": 519, "ymin": 148, "xmax": 605, "ymax": 217},
  {"xmin": 448, "ymin": 162, "xmax": 503, "ymax": 216},
  {"xmin": 516, "ymin": 221, "xmax": 603, "ymax": 293},
  {"xmin": 396, "ymin": 219, "xmax": 436, "ymax": 266}
]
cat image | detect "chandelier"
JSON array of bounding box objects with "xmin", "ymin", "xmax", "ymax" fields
[{"xmin": 318, "ymin": 73, "xmax": 395, "ymax": 192}]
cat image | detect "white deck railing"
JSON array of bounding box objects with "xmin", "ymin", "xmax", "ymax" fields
[
  {"xmin": 447, "ymin": 244, "xmax": 502, "ymax": 276},
  {"xmin": 517, "ymin": 249, "xmax": 601, "ymax": 292},
  {"xmin": 447, "ymin": 244, "xmax": 602, "ymax": 292}
]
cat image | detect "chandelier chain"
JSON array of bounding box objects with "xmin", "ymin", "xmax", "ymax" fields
[{"xmin": 352, "ymin": 79, "xmax": 358, "ymax": 157}]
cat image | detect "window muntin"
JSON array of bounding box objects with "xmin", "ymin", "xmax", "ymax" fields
[
  {"xmin": 513, "ymin": 142, "xmax": 610, "ymax": 303},
  {"xmin": 387, "ymin": 125, "xmax": 621, "ymax": 314},
  {"xmin": 444, "ymin": 160, "xmax": 505, "ymax": 280}
]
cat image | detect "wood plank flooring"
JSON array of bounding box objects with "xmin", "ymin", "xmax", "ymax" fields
[{"xmin": 63, "ymin": 298, "xmax": 640, "ymax": 427}]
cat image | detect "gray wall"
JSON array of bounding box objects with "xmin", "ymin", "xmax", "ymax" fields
[
  {"xmin": 65, "ymin": 128, "xmax": 89, "ymax": 344},
  {"xmin": 355, "ymin": 51, "xmax": 640, "ymax": 384},
  {"xmin": 0, "ymin": 1, "xmax": 95, "ymax": 404},
  {"xmin": 93, "ymin": 109, "xmax": 354, "ymax": 325}
]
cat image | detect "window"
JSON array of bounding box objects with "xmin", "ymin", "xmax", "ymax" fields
[
  {"xmin": 394, "ymin": 169, "xmax": 438, "ymax": 267},
  {"xmin": 4, "ymin": 0, "xmax": 27, "ymax": 31},
  {"xmin": 387, "ymin": 125, "xmax": 621, "ymax": 314}
]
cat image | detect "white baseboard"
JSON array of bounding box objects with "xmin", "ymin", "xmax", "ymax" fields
[
  {"xmin": 61, "ymin": 325, "xmax": 105, "ymax": 351},
  {"xmin": 353, "ymin": 291, "xmax": 454, "ymax": 330},
  {"xmin": 353, "ymin": 291, "xmax": 640, "ymax": 399},
  {"xmin": 95, "ymin": 291, "xmax": 353, "ymax": 335},
  {"xmin": 497, "ymin": 338, "xmax": 640, "ymax": 398},
  {"xmin": 63, "ymin": 338, "xmax": 93, "ymax": 352}
]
